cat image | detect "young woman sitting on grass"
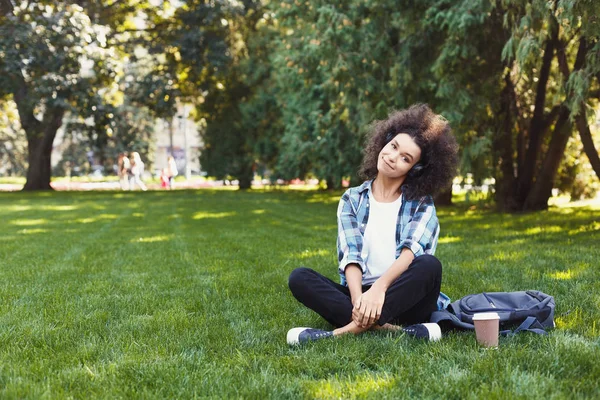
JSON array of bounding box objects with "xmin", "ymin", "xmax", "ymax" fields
[{"xmin": 287, "ymin": 104, "xmax": 459, "ymax": 344}]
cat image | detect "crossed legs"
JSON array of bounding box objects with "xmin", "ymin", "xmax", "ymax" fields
[{"xmin": 288, "ymin": 255, "xmax": 442, "ymax": 337}]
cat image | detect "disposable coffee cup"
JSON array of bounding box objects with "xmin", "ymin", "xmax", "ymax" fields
[{"xmin": 472, "ymin": 312, "xmax": 500, "ymax": 347}]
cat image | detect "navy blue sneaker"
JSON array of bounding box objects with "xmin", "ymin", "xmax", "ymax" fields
[
  {"xmin": 287, "ymin": 327, "xmax": 334, "ymax": 345},
  {"xmin": 402, "ymin": 323, "xmax": 442, "ymax": 341}
]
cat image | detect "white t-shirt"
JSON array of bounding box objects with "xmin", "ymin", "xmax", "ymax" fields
[{"xmin": 362, "ymin": 192, "xmax": 402, "ymax": 285}]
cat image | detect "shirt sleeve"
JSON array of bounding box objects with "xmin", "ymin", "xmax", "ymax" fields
[
  {"xmin": 337, "ymin": 190, "xmax": 367, "ymax": 275},
  {"xmin": 399, "ymin": 196, "xmax": 439, "ymax": 257}
]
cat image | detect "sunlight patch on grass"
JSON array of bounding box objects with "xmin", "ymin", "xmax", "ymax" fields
[
  {"xmin": 251, "ymin": 209, "xmax": 265, "ymax": 215},
  {"xmin": 556, "ymin": 196, "xmax": 600, "ymax": 210},
  {"xmin": 5, "ymin": 205, "xmax": 32, "ymax": 212},
  {"xmin": 555, "ymin": 309, "xmax": 584, "ymax": 331},
  {"xmin": 567, "ymin": 221, "xmax": 600, "ymax": 235},
  {"xmin": 524, "ymin": 226, "xmax": 563, "ymax": 235},
  {"xmin": 17, "ymin": 228, "xmax": 48, "ymax": 235},
  {"xmin": 11, "ymin": 218, "xmax": 48, "ymax": 226},
  {"xmin": 293, "ymin": 249, "xmax": 331, "ymax": 259},
  {"xmin": 489, "ymin": 251, "xmax": 522, "ymax": 262},
  {"xmin": 40, "ymin": 205, "xmax": 79, "ymax": 212},
  {"xmin": 133, "ymin": 235, "xmax": 174, "ymax": 243},
  {"xmin": 192, "ymin": 211, "xmax": 236, "ymax": 220},
  {"xmin": 438, "ymin": 236, "xmax": 462, "ymax": 244},
  {"xmin": 548, "ymin": 270, "xmax": 575, "ymax": 280},
  {"xmin": 307, "ymin": 373, "xmax": 396, "ymax": 399},
  {"xmin": 306, "ymin": 194, "xmax": 341, "ymax": 204},
  {"xmin": 75, "ymin": 215, "xmax": 119, "ymax": 224}
]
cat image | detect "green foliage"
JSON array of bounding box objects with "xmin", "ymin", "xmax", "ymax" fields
[
  {"xmin": 0, "ymin": 1, "xmax": 152, "ymax": 188},
  {"xmin": 0, "ymin": 190, "xmax": 599, "ymax": 397},
  {"xmin": 0, "ymin": 98, "xmax": 27, "ymax": 175},
  {"xmin": 271, "ymin": 1, "xmax": 414, "ymax": 186},
  {"xmin": 0, "ymin": 3, "xmax": 117, "ymax": 113},
  {"xmin": 194, "ymin": 1, "xmax": 275, "ymax": 188},
  {"xmin": 556, "ymin": 135, "xmax": 600, "ymax": 200}
]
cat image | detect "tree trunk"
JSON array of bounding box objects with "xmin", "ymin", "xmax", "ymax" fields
[
  {"xmin": 237, "ymin": 160, "xmax": 254, "ymax": 190},
  {"xmin": 575, "ymin": 112, "xmax": 600, "ymax": 181},
  {"xmin": 515, "ymin": 29, "xmax": 557, "ymax": 205},
  {"xmin": 325, "ymin": 176, "xmax": 337, "ymax": 190},
  {"xmin": 0, "ymin": 0, "xmax": 13, "ymax": 15},
  {"xmin": 494, "ymin": 71, "xmax": 518, "ymax": 211},
  {"xmin": 238, "ymin": 176, "xmax": 252, "ymax": 190},
  {"xmin": 22, "ymin": 107, "xmax": 64, "ymax": 191},
  {"xmin": 523, "ymin": 106, "xmax": 571, "ymax": 211},
  {"xmin": 24, "ymin": 136, "xmax": 53, "ymax": 190}
]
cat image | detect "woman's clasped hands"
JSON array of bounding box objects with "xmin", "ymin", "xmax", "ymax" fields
[{"xmin": 352, "ymin": 284, "xmax": 386, "ymax": 328}]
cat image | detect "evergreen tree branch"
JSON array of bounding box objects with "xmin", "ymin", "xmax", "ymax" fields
[{"xmin": 556, "ymin": 36, "xmax": 600, "ymax": 180}]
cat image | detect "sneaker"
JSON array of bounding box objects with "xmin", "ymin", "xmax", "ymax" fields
[
  {"xmin": 287, "ymin": 327, "xmax": 334, "ymax": 345},
  {"xmin": 402, "ymin": 322, "xmax": 442, "ymax": 341}
]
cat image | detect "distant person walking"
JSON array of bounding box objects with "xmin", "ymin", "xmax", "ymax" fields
[
  {"xmin": 160, "ymin": 168, "xmax": 169, "ymax": 189},
  {"xmin": 167, "ymin": 156, "xmax": 178, "ymax": 190},
  {"xmin": 117, "ymin": 153, "xmax": 131, "ymax": 191},
  {"xmin": 129, "ymin": 152, "xmax": 148, "ymax": 191}
]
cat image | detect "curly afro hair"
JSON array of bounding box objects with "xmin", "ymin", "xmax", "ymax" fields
[{"xmin": 359, "ymin": 104, "xmax": 459, "ymax": 200}]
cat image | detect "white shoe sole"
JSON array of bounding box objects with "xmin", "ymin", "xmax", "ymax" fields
[
  {"xmin": 422, "ymin": 322, "xmax": 442, "ymax": 341},
  {"xmin": 287, "ymin": 327, "xmax": 311, "ymax": 345}
]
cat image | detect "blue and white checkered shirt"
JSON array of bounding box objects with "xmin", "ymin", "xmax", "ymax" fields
[
  {"xmin": 337, "ymin": 179, "xmax": 439, "ymax": 275},
  {"xmin": 336, "ymin": 180, "xmax": 450, "ymax": 309}
]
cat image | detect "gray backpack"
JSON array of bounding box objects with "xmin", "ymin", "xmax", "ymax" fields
[{"xmin": 430, "ymin": 290, "xmax": 555, "ymax": 335}]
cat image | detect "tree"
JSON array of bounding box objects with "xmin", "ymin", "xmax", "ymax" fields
[
  {"xmin": 393, "ymin": 0, "xmax": 600, "ymax": 211},
  {"xmin": 271, "ymin": 1, "xmax": 410, "ymax": 188},
  {"xmin": 493, "ymin": 0, "xmax": 600, "ymax": 210},
  {"xmin": 0, "ymin": 0, "xmax": 162, "ymax": 189},
  {"xmin": 0, "ymin": 1, "xmax": 120, "ymax": 189},
  {"xmin": 176, "ymin": 0, "xmax": 275, "ymax": 189}
]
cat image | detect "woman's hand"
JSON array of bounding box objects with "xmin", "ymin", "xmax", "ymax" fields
[{"xmin": 353, "ymin": 285, "xmax": 386, "ymax": 328}]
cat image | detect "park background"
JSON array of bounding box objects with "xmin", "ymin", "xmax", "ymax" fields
[{"xmin": 1, "ymin": 0, "xmax": 600, "ymax": 398}]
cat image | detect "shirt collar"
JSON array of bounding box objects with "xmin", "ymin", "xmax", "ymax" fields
[{"xmin": 357, "ymin": 180, "xmax": 373, "ymax": 194}]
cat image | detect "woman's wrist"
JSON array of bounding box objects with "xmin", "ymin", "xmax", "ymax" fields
[{"xmin": 371, "ymin": 279, "xmax": 389, "ymax": 292}]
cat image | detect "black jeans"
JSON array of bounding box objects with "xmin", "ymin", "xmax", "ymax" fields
[{"xmin": 288, "ymin": 255, "xmax": 442, "ymax": 327}]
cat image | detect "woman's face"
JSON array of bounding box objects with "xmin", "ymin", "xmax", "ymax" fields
[{"xmin": 377, "ymin": 133, "xmax": 422, "ymax": 179}]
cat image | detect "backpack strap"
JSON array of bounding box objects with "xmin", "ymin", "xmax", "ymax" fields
[{"xmin": 500, "ymin": 316, "xmax": 548, "ymax": 336}]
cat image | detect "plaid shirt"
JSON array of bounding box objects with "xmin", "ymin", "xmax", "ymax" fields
[{"xmin": 337, "ymin": 179, "xmax": 439, "ymax": 281}]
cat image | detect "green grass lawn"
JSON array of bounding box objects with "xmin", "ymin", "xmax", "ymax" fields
[{"xmin": 0, "ymin": 189, "xmax": 599, "ymax": 398}]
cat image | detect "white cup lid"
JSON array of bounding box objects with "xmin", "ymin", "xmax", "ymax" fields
[{"xmin": 472, "ymin": 312, "xmax": 500, "ymax": 321}]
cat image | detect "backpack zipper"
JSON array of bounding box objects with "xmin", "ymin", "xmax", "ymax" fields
[{"xmin": 483, "ymin": 292, "xmax": 496, "ymax": 308}]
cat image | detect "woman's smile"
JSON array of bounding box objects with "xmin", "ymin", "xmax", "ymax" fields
[{"xmin": 377, "ymin": 133, "xmax": 421, "ymax": 178}]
